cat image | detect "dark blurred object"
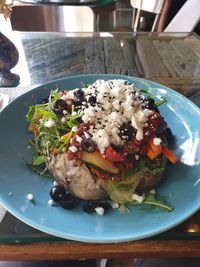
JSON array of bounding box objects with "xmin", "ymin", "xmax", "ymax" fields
[
  {"xmin": 164, "ymin": 0, "xmax": 200, "ymax": 33},
  {"xmin": 195, "ymin": 22, "xmax": 200, "ymax": 35},
  {"xmin": 166, "ymin": 0, "xmax": 187, "ymax": 25},
  {"xmin": 0, "ymin": 32, "xmax": 20, "ymax": 87},
  {"xmin": 164, "ymin": 0, "xmax": 200, "ymax": 34}
]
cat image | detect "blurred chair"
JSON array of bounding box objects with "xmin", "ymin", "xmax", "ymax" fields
[
  {"xmin": 91, "ymin": 0, "xmax": 117, "ymax": 31},
  {"xmin": 164, "ymin": 0, "xmax": 200, "ymax": 32},
  {"xmin": 130, "ymin": 0, "xmax": 166, "ymax": 32}
]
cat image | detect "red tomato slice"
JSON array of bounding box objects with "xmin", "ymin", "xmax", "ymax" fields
[{"xmin": 104, "ymin": 146, "xmax": 125, "ymax": 162}]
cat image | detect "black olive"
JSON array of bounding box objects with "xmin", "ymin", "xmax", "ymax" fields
[
  {"xmin": 52, "ymin": 99, "xmax": 68, "ymax": 115},
  {"xmin": 147, "ymin": 98, "xmax": 155, "ymax": 110},
  {"xmin": 88, "ymin": 95, "xmax": 97, "ymax": 106},
  {"xmin": 164, "ymin": 127, "xmax": 176, "ymax": 148},
  {"xmin": 59, "ymin": 193, "xmax": 77, "ymax": 210},
  {"xmin": 124, "ymin": 80, "xmax": 131, "ymax": 85},
  {"xmin": 39, "ymin": 96, "xmax": 49, "ymax": 104},
  {"xmin": 164, "ymin": 127, "xmax": 173, "ymax": 139},
  {"xmin": 118, "ymin": 123, "xmax": 136, "ymax": 141},
  {"xmin": 50, "ymin": 185, "xmax": 67, "ymax": 203},
  {"xmin": 83, "ymin": 200, "xmax": 110, "ymax": 214},
  {"xmin": 74, "ymin": 105, "xmax": 83, "ymax": 113},
  {"xmin": 73, "ymin": 89, "xmax": 85, "ymax": 106},
  {"xmin": 147, "ymin": 98, "xmax": 160, "ymax": 113},
  {"xmin": 81, "ymin": 138, "xmax": 97, "ymax": 152}
]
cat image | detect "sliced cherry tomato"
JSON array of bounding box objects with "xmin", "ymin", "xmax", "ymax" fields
[{"xmin": 104, "ymin": 146, "xmax": 125, "ymax": 162}]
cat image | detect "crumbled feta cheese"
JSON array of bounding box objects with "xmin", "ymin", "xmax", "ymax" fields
[
  {"xmin": 150, "ymin": 189, "xmax": 156, "ymax": 194},
  {"xmin": 53, "ymin": 180, "xmax": 58, "ymax": 186},
  {"xmin": 112, "ymin": 99, "xmax": 120, "ymax": 110},
  {"xmin": 84, "ymin": 132, "xmax": 90, "ymax": 139},
  {"xmin": 92, "ymin": 129, "xmax": 110, "ymax": 153},
  {"xmin": 76, "ymin": 135, "xmax": 82, "ymax": 143},
  {"xmin": 72, "ymin": 126, "xmax": 78, "ymax": 132},
  {"xmin": 61, "ymin": 90, "xmax": 74, "ymax": 100},
  {"xmin": 26, "ymin": 193, "xmax": 34, "ymax": 201},
  {"xmin": 63, "ymin": 110, "xmax": 68, "ymax": 115},
  {"xmin": 135, "ymin": 155, "xmax": 140, "ymax": 160},
  {"xmin": 44, "ymin": 119, "xmax": 55, "ymax": 128},
  {"xmin": 153, "ymin": 137, "xmax": 162, "ymax": 146},
  {"xmin": 48, "ymin": 199, "xmax": 56, "ymax": 206},
  {"xmin": 111, "ymin": 203, "xmax": 119, "ymax": 209},
  {"xmin": 61, "ymin": 117, "xmax": 66, "ymax": 123},
  {"xmin": 132, "ymin": 193, "xmax": 145, "ymax": 203},
  {"xmin": 80, "ymin": 79, "xmax": 152, "ymax": 152},
  {"xmin": 95, "ymin": 207, "xmax": 105, "ymax": 215},
  {"xmin": 69, "ymin": 146, "xmax": 78, "ymax": 153},
  {"xmin": 136, "ymin": 129, "xmax": 143, "ymax": 141}
]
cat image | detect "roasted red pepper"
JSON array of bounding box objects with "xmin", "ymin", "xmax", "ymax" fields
[{"xmin": 104, "ymin": 146, "xmax": 126, "ymax": 162}]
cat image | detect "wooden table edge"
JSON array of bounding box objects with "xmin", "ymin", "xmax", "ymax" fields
[{"xmin": 0, "ymin": 240, "xmax": 200, "ymax": 260}]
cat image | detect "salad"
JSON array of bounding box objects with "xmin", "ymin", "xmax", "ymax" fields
[{"xmin": 26, "ymin": 79, "xmax": 177, "ymax": 214}]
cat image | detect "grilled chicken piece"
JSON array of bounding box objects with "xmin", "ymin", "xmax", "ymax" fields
[{"xmin": 46, "ymin": 153, "xmax": 107, "ymax": 200}]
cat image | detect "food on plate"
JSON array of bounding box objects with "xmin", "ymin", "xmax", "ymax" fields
[{"xmin": 26, "ymin": 79, "xmax": 177, "ymax": 213}]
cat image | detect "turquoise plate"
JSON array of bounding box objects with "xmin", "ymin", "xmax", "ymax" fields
[{"xmin": 0, "ymin": 74, "xmax": 200, "ymax": 243}]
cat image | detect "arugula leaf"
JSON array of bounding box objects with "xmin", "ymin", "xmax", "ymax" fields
[
  {"xmin": 26, "ymin": 105, "xmax": 36, "ymax": 121},
  {"xmin": 139, "ymin": 89, "xmax": 149, "ymax": 94},
  {"xmin": 129, "ymin": 193, "xmax": 173, "ymax": 212},
  {"xmin": 124, "ymin": 165, "xmax": 141, "ymax": 178},
  {"xmin": 32, "ymin": 155, "xmax": 46, "ymax": 166},
  {"xmin": 124, "ymin": 161, "xmax": 145, "ymax": 178},
  {"xmin": 139, "ymin": 87, "xmax": 167, "ymax": 108},
  {"xmin": 143, "ymin": 194, "xmax": 173, "ymax": 212},
  {"xmin": 155, "ymin": 97, "xmax": 167, "ymax": 107},
  {"xmin": 81, "ymin": 82, "xmax": 90, "ymax": 88},
  {"xmin": 24, "ymin": 160, "xmax": 51, "ymax": 177}
]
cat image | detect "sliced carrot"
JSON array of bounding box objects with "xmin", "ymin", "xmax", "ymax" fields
[
  {"xmin": 162, "ymin": 145, "xmax": 178, "ymax": 164},
  {"xmin": 61, "ymin": 132, "xmax": 71, "ymax": 141},
  {"xmin": 146, "ymin": 145, "xmax": 157, "ymax": 160},
  {"xmin": 60, "ymin": 132, "xmax": 74, "ymax": 143},
  {"xmin": 149, "ymin": 137, "xmax": 162, "ymax": 155},
  {"xmin": 146, "ymin": 136, "xmax": 162, "ymax": 160}
]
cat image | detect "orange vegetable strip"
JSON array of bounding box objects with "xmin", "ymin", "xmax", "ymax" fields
[
  {"xmin": 148, "ymin": 136, "xmax": 162, "ymax": 156},
  {"xmin": 146, "ymin": 136, "xmax": 162, "ymax": 160},
  {"xmin": 61, "ymin": 132, "xmax": 71, "ymax": 141},
  {"xmin": 162, "ymin": 145, "xmax": 178, "ymax": 164},
  {"xmin": 146, "ymin": 145, "xmax": 157, "ymax": 160}
]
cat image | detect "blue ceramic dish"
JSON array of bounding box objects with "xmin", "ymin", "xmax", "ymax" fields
[{"xmin": 0, "ymin": 74, "xmax": 200, "ymax": 243}]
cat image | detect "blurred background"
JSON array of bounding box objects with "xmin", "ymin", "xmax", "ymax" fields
[{"xmin": 8, "ymin": 0, "xmax": 200, "ymax": 34}]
